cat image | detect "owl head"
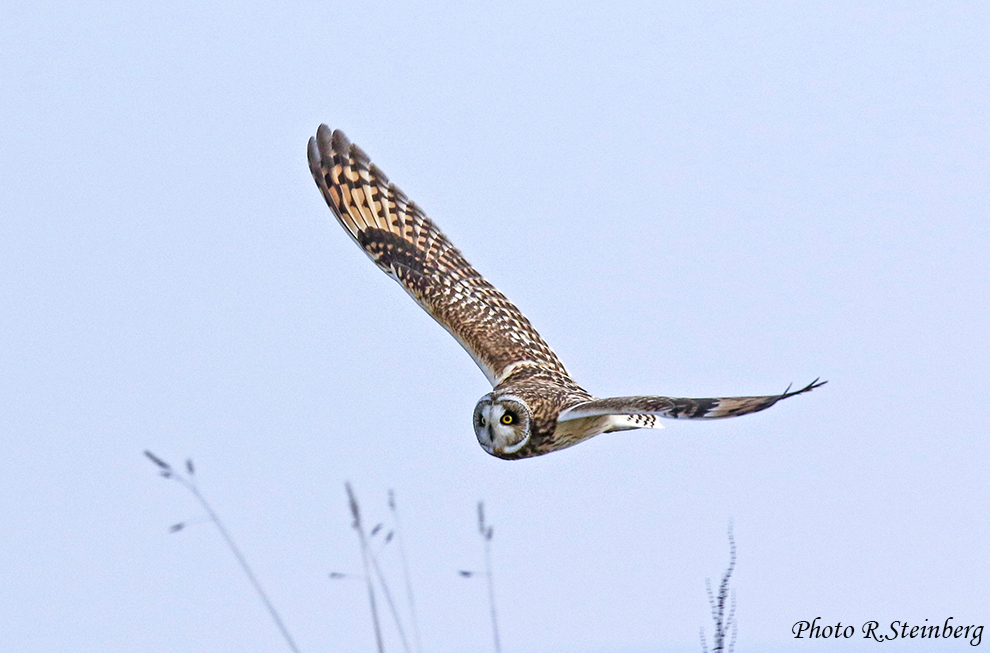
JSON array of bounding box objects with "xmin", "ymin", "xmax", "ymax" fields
[{"xmin": 473, "ymin": 392, "xmax": 532, "ymax": 458}]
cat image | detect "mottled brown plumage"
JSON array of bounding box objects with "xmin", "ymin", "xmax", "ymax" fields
[
  {"xmin": 308, "ymin": 125, "xmax": 824, "ymax": 459},
  {"xmin": 307, "ymin": 127, "xmax": 564, "ymax": 387}
]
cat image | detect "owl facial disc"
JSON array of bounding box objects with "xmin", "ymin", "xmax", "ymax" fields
[{"xmin": 473, "ymin": 394, "xmax": 531, "ymax": 457}]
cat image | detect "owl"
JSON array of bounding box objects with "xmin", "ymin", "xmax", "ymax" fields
[{"xmin": 307, "ymin": 125, "xmax": 824, "ymax": 460}]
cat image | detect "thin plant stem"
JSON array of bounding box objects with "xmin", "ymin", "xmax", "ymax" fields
[
  {"xmin": 389, "ymin": 490, "xmax": 423, "ymax": 653},
  {"xmin": 184, "ymin": 481, "xmax": 303, "ymax": 653},
  {"xmin": 701, "ymin": 522, "xmax": 737, "ymax": 653},
  {"xmin": 347, "ymin": 482, "xmax": 385, "ymax": 653},
  {"xmin": 484, "ymin": 535, "xmax": 501, "ymax": 653},
  {"xmin": 478, "ymin": 502, "xmax": 501, "ymax": 653},
  {"xmin": 368, "ymin": 546, "xmax": 411, "ymax": 653},
  {"xmin": 144, "ymin": 452, "xmax": 301, "ymax": 653}
]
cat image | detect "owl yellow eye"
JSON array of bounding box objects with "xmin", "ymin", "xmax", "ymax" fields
[{"xmin": 501, "ymin": 413, "xmax": 515, "ymax": 425}]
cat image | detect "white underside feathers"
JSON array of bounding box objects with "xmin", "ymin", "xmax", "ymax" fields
[{"xmin": 604, "ymin": 414, "xmax": 665, "ymax": 431}]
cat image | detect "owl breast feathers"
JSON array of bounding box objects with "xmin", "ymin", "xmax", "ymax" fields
[{"xmin": 308, "ymin": 125, "xmax": 824, "ymax": 459}]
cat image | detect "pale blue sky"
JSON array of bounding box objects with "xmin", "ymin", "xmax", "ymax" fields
[{"xmin": 2, "ymin": 1, "xmax": 988, "ymax": 652}]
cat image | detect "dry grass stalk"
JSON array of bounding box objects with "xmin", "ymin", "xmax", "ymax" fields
[
  {"xmin": 367, "ymin": 539, "xmax": 411, "ymax": 653},
  {"xmin": 477, "ymin": 501, "xmax": 502, "ymax": 653},
  {"xmin": 144, "ymin": 451, "xmax": 301, "ymax": 653},
  {"xmin": 389, "ymin": 489, "xmax": 424, "ymax": 653},
  {"xmin": 346, "ymin": 482, "xmax": 386, "ymax": 653},
  {"xmin": 700, "ymin": 523, "xmax": 737, "ymax": 653}
]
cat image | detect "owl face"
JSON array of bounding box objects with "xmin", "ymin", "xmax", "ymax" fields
[{"xmin": 473, "ymin": 393, "xmax": 532, "ymax": 458}]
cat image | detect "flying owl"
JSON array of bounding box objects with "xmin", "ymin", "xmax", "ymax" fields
[{"xmin": 307, "ymin": 125, "xmax": 824, "ymax": 460}]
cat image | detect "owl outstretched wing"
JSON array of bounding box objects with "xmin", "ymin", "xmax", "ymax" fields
[
  {"xmin": 308, "ymin": 125, "xmax": 568, "ymax": 386},
  {"xmin": 558, "ymin": 379, "xmax": 826, "ymax": 424}
]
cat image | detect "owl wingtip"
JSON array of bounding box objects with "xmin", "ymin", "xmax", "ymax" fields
[
  {"xmin": 307, "ymin": 136, "xmax": 321, "ymax": 169},
  {"xmin": 314, "ymin": 124, "xmax": 336, "ymax": 158},
  {"xmin": 330, "ymin": 128, "xmax": 351, "ymax": 154},
  {"xmin": 782, "ymin": 377, "xmax": 827, "ymax": 399}
]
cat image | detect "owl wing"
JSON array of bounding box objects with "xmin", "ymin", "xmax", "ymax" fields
[
  {"xmin": 308, "ymin": 125, "xmax": 569, "ymax": 387},
  {"xmin": 557, "ymin": 379, "xmax": 826, "ymax": 424}
]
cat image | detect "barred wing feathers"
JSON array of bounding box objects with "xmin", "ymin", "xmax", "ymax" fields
[
  {"xmin": 308, "ymin": 125, "xmax": 568, "ymax": 386},
  {"xmin": 558, "ymin": 379, "xmax": 826, "ymax": 423}
]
